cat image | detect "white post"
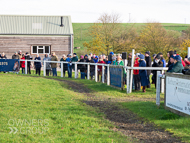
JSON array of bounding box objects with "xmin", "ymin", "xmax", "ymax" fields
[
  {"xmin": 43, "ymin": 61, "xmax": 46, "ymax": 76},
  {"xmin": 127, "ymin": 69, "xmax": 130, "ymax": 93},
  {"xmin": 102, "ymin": 65, "xmax": 104, "ymax": 83},
  {"xmin": 75, "ymin": 63, "xmax": 78, "ymax": 78},
  {"xmin": 188, "ymin": 47, "xmax": 190, "ymax": 58},
  {"xmin": 130, "ymin": 49, "xmax": 135, "ymax": 93},
  {"xmin": 25, "ymin": 60, "xmax": 27, "ymax": 74},
  {"xmin": 61, "ymin": 62, "xmax": 63, "ymax": 77},
  {"xmin": 107, "ymin": 65, "xmax": 110, "ymax": 85},
  {"xmin": 161, "ymin": 70, "xmax": 164, "ymax": 93},
  {"xmin": 87, "ymin": 64, "xmax": 90, "ymax": 80},
  {"xmin": 95, "ymin": 64, "xmax": 98, "ymax": 82},
  {"xmin": 156, "ymin": 71, "xmax": 161, "ymax": 106}
]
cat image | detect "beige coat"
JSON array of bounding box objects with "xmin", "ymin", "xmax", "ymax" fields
[{"xmin": 51, "ymin": 55, "xmax": 58, "ymax": 68}]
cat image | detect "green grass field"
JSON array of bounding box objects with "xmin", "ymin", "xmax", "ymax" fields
[
  {"xmin": 72, "ymin": 23, "xmax": 190, "ymax": 55},
  {"xmin": 1, "ymin": 72, "xmax": 190, "ymax": 142}
]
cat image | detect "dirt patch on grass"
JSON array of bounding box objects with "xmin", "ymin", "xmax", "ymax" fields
[{"xmin": 52, "ymin": 78, "xmax": 182, "ymax": 143}]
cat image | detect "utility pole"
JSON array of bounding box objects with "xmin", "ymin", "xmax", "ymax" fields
[{"xmin": 129, "ymin": 13, "xmax": 131, "ymax": 23}]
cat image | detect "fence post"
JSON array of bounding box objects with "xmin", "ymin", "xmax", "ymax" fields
[
  {"xmin": 61, "ymin": 62, "xmax": 63, "ymax": 77},
  {"xmin": 130, "ymin": 49, "xmax": 135, "ymax": 93},
  {"xmin": 87, "ymin": 63, "xmax": 90, "ymax": 80},
  {"xmin": 107, "ymin": 65, "xmax": 110, "ymax": 85},
  {"xmin": 43, "ymin": 61, "xmax": 46, "ymax": 76},
  {"xmin": 25, "ymin": 60, "xmax": 27, "ymax": 74},
  {"xmin": 102, "ymin": 65, "xmax": 104, "ymax": 83},
  {"xmin": 95, "ymin": 64, "xmax": 98, "ymax": 82},
  {"xmin": 75, "ymin": 63, "xmax": 78, "ymax": 78},
  {"xmin": 188, "ymin": 47, "xmax": 190, "ymax": 58},
  {"xmin": 156, "ymin": 71, "xmax": 161, "ymax": 106},
  {"xmin": 127, "ymin": 69, "xmax": 130, "ymax": 94},
  {"xmin": 161, "ymin": 70, "xmax": 164, "ymax": 93}
]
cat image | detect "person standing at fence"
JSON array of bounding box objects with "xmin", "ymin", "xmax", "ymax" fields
[
  {"xmin": 145, "ymin": 51, "xmax": 152, "ymax": 88},
  {"xmin": 0, "ymin": 52, "xmax": 7, "ymax": 59},
  {"xmin": 78, "ymin": 55, "xmax": 86, "ymax": 79},
  {"xmin": 134, "ymin": 53, "xmax": 141, "ymax": 91},
  {"xmin": 12, "ymin": 52, "xmax": 19, "ymax": 59},
  {"xmin": 168, "ymin": 55, "xmax": 183, "ymax": 73},
  {"xmin": 86, "ymin": 56, "xmax": 95, "ymax": 80},
  {"xmin": 167, "ymin": 51, "xmax": 174, "ymax": 67},
  {"xmin": 20, "ymin": 54, "xmax": 25, "ymax": 74},
  {"xmin": 51, "ymin": 52, "xmax": 58, "ymax": 76},
  {"xmin": 152, "ymin": 54, "xmax": 163, "ymax": 88},
  {"xmin": 138, "ymin": 54, "xmax": 148, "ymax": 92},
  {"xmin": 157, "ymin": 53, "xmax": 166, "ymax": 67},
  {"xmin": 167, "ymin": 55, "xmax": 175, "ymax": 72},
  {"xmin": 60, "ymin": 54, "xmax": 68, "ymax": 77},
  {"xmin": 71, "ymin": 53, "xmax": 78, "ymax": 77},
  {"xmin": 18, "ymin": 50, "xmax": 22, "ymax": 59},
  {"xmin": 115, "ymin": 54, "xmax": 126, "ymax": 84},
  {"xmin": 94, "ymin": 56, "xmax": 99, "ymax": 63},
  {"xmin": 66, "ymin": 54, "xmax": 72, "ymax": 78},
  {"xmin": 34, "ymin": 54, "xmax": 41, "ymax": 76},
  {"xmin": 25, "ymin": 52, "xmax": 32, "ymax": 74},
  {"xmin": 97, "ymin": 55, "xmax": 106, "ymax": 82},
  {"xmin": 43, "ymin": 54, "xmax": 51, "ymax": 76}
]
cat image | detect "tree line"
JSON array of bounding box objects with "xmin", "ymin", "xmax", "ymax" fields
[{"xmin": 83, "ymin": 13, "xmax": 190, "ymax": 59}]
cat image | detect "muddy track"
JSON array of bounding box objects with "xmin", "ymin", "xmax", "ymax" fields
[{"xmin": 50, "ymin": 78, "xmax": 182, "ymax": 143}]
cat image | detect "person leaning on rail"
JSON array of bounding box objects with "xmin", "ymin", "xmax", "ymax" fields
[{"xmin": 168, "ymin": 55, "xmax": 183, "ymax": 73}]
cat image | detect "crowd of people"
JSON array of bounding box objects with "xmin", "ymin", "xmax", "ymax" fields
[{"xmin": 1, "ymin": 50, "xmax": 190, "ymax": 92}]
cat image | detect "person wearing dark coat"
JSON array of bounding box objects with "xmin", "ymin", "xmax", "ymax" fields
[
  {"xmin": 86, "ymin": 56, "xmax": 95, "ymax": 80},
  {"xmin": 34, "ymin": 54, "xmax": 42, "ymax": 75},
  {"xmin": 152, "ymin": 54, "xmax": 163, "ymax": 88},
  {"xmin": 12, "ymin": 52, "xmax": 19, "ymax": 59},
  {"xmin": 60, "ymin": 54, "xmax": 68, "ymax": 77},
  {"xmin": 25, "ymin": 52, "xmax": 32, "ymax": 74},
  {"xmin": 138, "ymin": 54, "xmax": 149, "ymax": 92},
  {"xmin": 78, "ymin": 55, "xmax": 86, "ymax": 79},
  {"xmin": 167, "ymin": 51, "xmax": 174, "ymax": 67},
  {"xmin": 145, "ymin": 51, "xmax": 152, "ymax": 88},
  {"xmin": 167, "ymin": 55, "xmax": 175, "ymax": 72},
  {"xmin": 0, "ymin": 52, "xmax": 7, "ymax": 59},
  {"xmin": 168, "ymin": 55, "xmax": 183, "ymax": 73}
]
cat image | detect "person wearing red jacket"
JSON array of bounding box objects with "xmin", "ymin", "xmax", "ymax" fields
[
  {"xmin": 133, "ymin": 53, "xmax": 141, "ymax": 91},
  {"xmin": 98, "ymin": 55, "xmax": 106, "ymax": 82},
  {"xmin": 20, "ymin": 54, "xmax": 25, "ymax": 74}
]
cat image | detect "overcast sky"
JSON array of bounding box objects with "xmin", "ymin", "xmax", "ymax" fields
[{"xmin": 0, "ymin": 0, "xmax": 189, "ymax": 23}]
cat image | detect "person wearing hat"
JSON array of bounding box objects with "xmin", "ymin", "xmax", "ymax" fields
[
  {"xmin": 94, "ymin": 56, "xmax": 99, "ymax": 63},
  {"xmin": 152, "ymin": 54, "xmax": 163, "ymax": 88},
  {"xmin": 0, "ymin": 52, "xmax": 7, "ymax": 59},
  {"xmin": 133, "ymin": 53, "xmax": 141, "ymax": 91},
  {"xmin": 167, "ymin": 55, "xmax": 175, "ymax": 72},
  {"xmin": 71, "ymin": 53, "xmax": 78, "ymax": 70},
  {"xmin": 66, "ymin": 54, "xmax": 72, "ymax": 78},
  {"xmin": 51, "ymin": 52, "xmax": 58, "ymax": 76},
  {"xmin": 138, "ymin": 54, "xmax": 148, "ymax": 92},
  {"xmin": 145, "ymin": 51, "xmax": 152, "ymax": 88},
  {"xmin": 78, "ymin": 55, "xmax": 86, "ymax": 79},
  {"xmin": 12, "ymin": 52, "xmax": 19, "ymax": 59},
  {"xmin": 168, "ymin": 55, "xmax": 183, "ymax": 73},
  {"xmin": 34, "ymin": 54, "xmax": 42, "ymax": 76}
]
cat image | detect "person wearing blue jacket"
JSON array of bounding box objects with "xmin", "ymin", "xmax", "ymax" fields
[
  {"xmin": 94, "ymin": 56, "xmax": 99, "ymax": 63},
  {"xmin": 34, "ymin": 54, "xmax": 42, "ymax": 76},
  {"xmin": 66, "ymin": 54, "xmax": 72, "ymax": 78},
  {"xmin": 138, "ymin": 54, "xmax": 149, "ymax": 92},
  {"xmin": 158, "ymin": 53, "xmax": 166, "ymax": 67}
]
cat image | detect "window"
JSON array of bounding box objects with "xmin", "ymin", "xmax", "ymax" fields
[{"xmin": 32, "ymin": 46, "xmax": 50, "ymax": 54}]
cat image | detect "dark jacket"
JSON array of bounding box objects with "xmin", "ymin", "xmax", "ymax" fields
[
  {"xmin": 60, "ymin": 58, "xmax": 68, "ymax": 71},
  {"xmin": 71, "ymin": 56, "xmax": 78, "ymax": 69},
  {"xmin": 86, "ymin": 59, "xmax": 95, "ymax": 72},
  {"xmin": 25, "ymin": 55, "xmax": 32, "ymax": 66},
  {"xmin": 34, "ymin": 57, "xmax": 42, "ymax": 69},
  {"xmin": 168, "ymin": 61, "xmax": 183, "ymax": 73},
  {"xmin": 139, "ymin": 60, "xmax": 148, "ymax": 86},
  {"xmin": 78, "ymin": 59, "xmax": 86, "ymax": 73},
  {"xmin": 12, "ymin": 54, "xmax": 19, "ymax": 59},
  {"xmin": 145, "ymin": 56, "xmax": 152, "ymax": 75},
  {"xmin": 127, "ymin": 57, "xmax": 132, "ymax": 66},
  {"xmin": 152, "ymin": 60, "xmax": 163, "ymax": 84},
  {"xmin": 0, "ymin": 55, "xmax": 7, "ymax": 59},
  {"xmin": 167, "ymin": 51, "xmax": 174, "ymax": 67},
  {"xmin": 167, "ymin": 63, "xmax": 174, "ymax": 72}
]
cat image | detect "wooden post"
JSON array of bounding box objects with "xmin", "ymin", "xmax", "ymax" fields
[
  {"xmin": 75, "ymin": 63, "xmax": 78, "ymax": 78},
  {"xmin": 43, "ymin": 60, "xmax": 46, "ymax": 76},
  {"xmin": 130, "ymin": 49, "xmax": 135, "ymax": 93},
  {"xmin": 156, "ymin": 71, "xmax": 161, "ymax": 106},
  {"xmin": 102, "ymin": 65, "xmax": 104, "ymax": 83},
  {"xmin": 95, "ymin": 64, "xmax": 98, "ymax": 82},
  {"xmin": 61, "ymin": 62, "xmax": 63, "ymax": 77},
  {"xmin": 25, "ymin": 60, "xmax": 27, "ymax": 74},
  {"xmin": 87, "ymin": 64, "xmax": 90, "ymax": 80},
  {"xmin": 107, "ymin": 65, "xmax": 110, "ymax": 85},
  {"xmin": 127, "ymin": 69, "xmax": 130, "ymax": 93}
]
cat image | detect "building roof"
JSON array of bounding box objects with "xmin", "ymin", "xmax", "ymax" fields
[{"xmin": 0, "ymin": 15, "xmax": 73, "ymax": 35}]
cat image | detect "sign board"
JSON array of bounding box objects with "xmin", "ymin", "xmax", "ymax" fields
[
  {"xmin": 109, "ymin": 66, "xmax": 123, "ymax": 90},
  {"xmin": 0, "ymin": 59, "xmax": 20, "ymax": 72},
  {"xmin": 166, "ymin": 76, "xmax": 190, "ymax": 115}
]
